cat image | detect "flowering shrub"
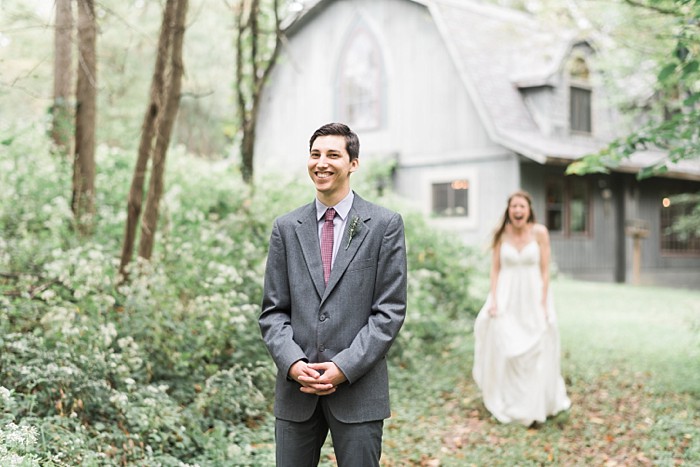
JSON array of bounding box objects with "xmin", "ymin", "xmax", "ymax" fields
[
  {"xmin": 0, "ymin": 122, "xmax": 478, "ymax": 463},
  {"xmin": 0, "ymin": 421, "xmax": 41, "ymax": 467}
]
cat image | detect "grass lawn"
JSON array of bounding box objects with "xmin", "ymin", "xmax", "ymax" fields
[{"xmin": 374, "ymin": 279, "xmax": 700, "ymax": 466}]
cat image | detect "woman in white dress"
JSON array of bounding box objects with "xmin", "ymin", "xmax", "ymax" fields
[{"xmin": 473, "ymin": 191, "xmax": 571, "ymax": 426}]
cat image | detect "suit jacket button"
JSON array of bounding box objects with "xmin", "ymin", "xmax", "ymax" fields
[
  {"xmin": 320, "ymin": 314, "xmax": 327, "ymax": 321},
  {"xmin": 319, "ymin": 345, "xmax": 325, "ymax": 352}
]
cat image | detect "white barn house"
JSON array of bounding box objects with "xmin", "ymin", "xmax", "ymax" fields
[{"xmin": 254, "ymin": 0, "xmax": 700, "ymax": 287}]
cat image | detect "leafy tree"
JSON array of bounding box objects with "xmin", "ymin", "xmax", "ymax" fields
[
  {"xmin": 566, "ymin": 0, "xmax": 700, "ymax": 179},
  {"xmin": 562, "ymin": 0, "xmax": 700, "ymax": 240}
]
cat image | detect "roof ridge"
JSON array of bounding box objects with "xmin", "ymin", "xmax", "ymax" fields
[{"xmin": 429, "ymin": 0, "xmax": 539, "ymax": 28}]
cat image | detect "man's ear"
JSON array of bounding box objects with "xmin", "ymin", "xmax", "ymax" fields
[{"xmin": 349, "ymin": 158, "xmax": 359, "ymax": 174}]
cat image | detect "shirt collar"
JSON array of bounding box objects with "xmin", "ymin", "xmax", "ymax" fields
[{"xmin": 315, "ymin": 191, "xmax": 354, "ymax": 222}]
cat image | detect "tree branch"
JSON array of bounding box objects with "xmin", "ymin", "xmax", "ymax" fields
[{"xmin": 622, "ymin": 0, "xmax": 680, "ymax": 17}]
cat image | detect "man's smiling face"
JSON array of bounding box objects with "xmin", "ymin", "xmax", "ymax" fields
[{"xmin": 308, "ymin": 135, "xmax": 358, "ymax": 205}]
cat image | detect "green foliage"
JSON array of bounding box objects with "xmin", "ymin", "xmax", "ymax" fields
[
  {"xmin": 0, "ymin": 122, "xmax": 480, "ymax": 464},
  {"xmin": 0, "ymin": 418, "xmax": 43, "ymax": 467},
  {"xmin": 398, "ymin": 209, "xmax": 481, "ymax": 355},
  {"xmin": 666, "ymin": 192, "xmax": 700, "ymax": 238},
  {"xmin": 566, "ymin": 108, "xmax": 700, "ymax": 179},
  {"xmin": 567, "ymin": 0, "xmax": 700, "ymax": 180},
  {"xmin": 194, "ymin": 363, "xmax": 274, "ymax": 423},
  {"xmin": 562, "ymin": 0, "xmax": 700, "ymax": 243},
  {"xmin": 0, "ymin": 0, "xmax": 236, "ymax": 155}
]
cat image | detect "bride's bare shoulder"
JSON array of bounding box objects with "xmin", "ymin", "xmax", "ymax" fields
[{"xmin": 532, "ymin": 223, "xmax": 549, "ymax": 241}]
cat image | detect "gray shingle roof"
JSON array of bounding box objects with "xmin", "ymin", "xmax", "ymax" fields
[
  {"xmin": 428, "ymin": 0, "xmax": 585, "ymax": 153},
  {"xmin": 285, "ymin": 0, "xmax": 700, "ymax": 179},
  {"xmin": 428, "ymin": 0, "xmax": 699, "ymax": 178}
]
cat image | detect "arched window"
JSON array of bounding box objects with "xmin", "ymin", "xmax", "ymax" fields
[{"xmin": 337, "ymin": 26, "xmax": 383, "ymax": 130}]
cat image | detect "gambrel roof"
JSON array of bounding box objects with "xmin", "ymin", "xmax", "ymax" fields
[
  {"xmin": 426, "ymin": 0, "xmax": 578, "ymax": 162},
  {"xmin": 286, "ymin": 0, "xmax": 700, "ymax": 179}
]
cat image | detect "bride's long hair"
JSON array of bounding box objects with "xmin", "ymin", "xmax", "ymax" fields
[{"xmin": 491, "ymin": 190, "xmax": 536, "ymax": 249}]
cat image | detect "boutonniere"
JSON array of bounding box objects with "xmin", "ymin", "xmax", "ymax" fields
[{"xmin": 345, "ymin": 215, "xmax": 362, "ymax": 250}]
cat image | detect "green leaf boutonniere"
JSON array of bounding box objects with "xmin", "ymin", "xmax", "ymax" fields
[{"xmin": 345, "ymin": 215, "xmax": 362, "ymax": 250}]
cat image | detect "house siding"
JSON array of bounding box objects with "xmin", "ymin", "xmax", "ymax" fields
[
  {"xmin": 521, "ymin": 163, "xmax": 620, "ymax": 281},
  {"xmin": 255, "ymin": 0, "xmax": 495, "ymax": 176},
  {"xmin": 255, "ymin": 0, "xmax": 700, "ymax": 288},
  {"xmin": 632, "ymin": 177, "xmax": 700, "ymax": 288},
  {"xmin": 522, "ymin": 165, "xmax": 700, "ymax": 287},
  {"xmin": 397, "ymin": 151, "xmax": 521, "ymax": 246}
]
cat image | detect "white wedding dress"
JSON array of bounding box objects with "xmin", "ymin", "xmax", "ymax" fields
[{"xmin": 473, "ymin": 240, "xmax": 571, "ymax": 426}]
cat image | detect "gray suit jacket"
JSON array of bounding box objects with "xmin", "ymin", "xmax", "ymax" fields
[{"xmin": 259, "ymin": 193, "xmax": 407, "ymax": 423}]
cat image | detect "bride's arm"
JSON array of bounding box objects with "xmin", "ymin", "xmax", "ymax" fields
[
  {"xmin": 488, "ymin": 243, "xmax": 501, "ymax": 316},
  {"xmin": 535, "ymin": 224, "xmax": 551, "ymax": 314}
]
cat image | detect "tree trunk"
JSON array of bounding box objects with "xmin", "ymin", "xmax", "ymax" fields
[
  {"xmin": 52, "ymin": 0, "xmax": 73, "ymax": 152},
  {"xmin": 72, "ymin": 0, "xmax": 97, "ymax": 234},
  {"xmin": 240, "ymin": 118, "xmax": 256, "ymax": 184},
  {"xmin": 235, "ymin": 1, "xmax": 248, "ymax": 181},
  {"xmin": 138, "ymin": 0, "xmax": 189, "ymax": 261},
  {"xmin": 236, "ymin": 0, "xmax": 282, "ymax": 184},
  {"xmin": 119, "ymin": 0, "xmax": 178, "ymax": 277}
]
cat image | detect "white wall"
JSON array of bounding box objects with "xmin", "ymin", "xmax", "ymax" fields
[
  {"xmin": 396, "ymin": 152, "xmax": 521, "ymax": 246},
  {"xmin": 255, "ymin": 0, "xmax": 497, "ymax": 175},
  {"xmin": 254, "ymin": 0, "xmax": 518, "ymax": 246}
]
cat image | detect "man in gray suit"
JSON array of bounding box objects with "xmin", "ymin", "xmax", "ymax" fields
[{"xmin": 259, "ymin": 122, "xmax": 407, "ymax": 466}]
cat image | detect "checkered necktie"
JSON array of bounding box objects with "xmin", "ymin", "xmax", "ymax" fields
[{"xmin": 321, "ymin": 208, "xmax": 336, "ymax": 285}]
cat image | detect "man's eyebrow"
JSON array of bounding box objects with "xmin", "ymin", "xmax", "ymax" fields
[{"xmin": 310, "ymin": 149, "xmax": 342, "ymax": 154}]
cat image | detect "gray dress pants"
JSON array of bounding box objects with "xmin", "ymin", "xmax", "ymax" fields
[{"xmin": 275, "ymin": 397, "xmax": 383, "ymax": 466}]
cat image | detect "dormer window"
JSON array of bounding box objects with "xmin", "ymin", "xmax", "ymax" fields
[
  {"xmin": 568, "ymin": 56, "xmax": 592, "ymax": 134},
  {"xmin": 337, "ymin": 25, "xmax": 383, "ymax": 130},
  {"xmin": 570, "ymin": 86, "xmax": 591, "ymax": 133}
]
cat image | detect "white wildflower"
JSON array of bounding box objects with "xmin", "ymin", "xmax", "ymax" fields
[
  {"xmin": 99, "ymin": 322, "xmax": 117, "ymax": 347},
  {"xmin": 0, "ymin": 386, "xmax": 12, "ymax": 404},
  {"xmin": 109, "ymin": 392, "xmax": 128, "ymax": 407},
  {"xmin": 39, "ymin": 289, "xmax": 56, "ymax": 301}
]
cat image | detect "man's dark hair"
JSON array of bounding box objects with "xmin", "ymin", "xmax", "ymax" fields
[{"xmin": 309, "ymin": 122, "xmax": 360, "ymax": 161}]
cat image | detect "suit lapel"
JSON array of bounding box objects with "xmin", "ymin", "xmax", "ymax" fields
[
  {"xmin": 295, "ymin": 204, "xmax": 325, "ymax": 298},
  {"xmin": 323, "ymin": 198, "xmax": 371, "ymax": 299}
]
